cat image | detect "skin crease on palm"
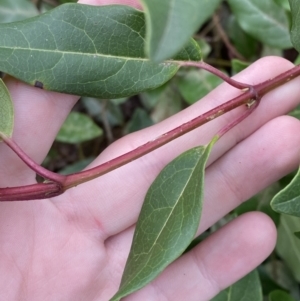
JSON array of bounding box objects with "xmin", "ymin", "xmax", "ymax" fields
[{"xmin": 0, "ymin": 0, "xmax": 300, "ymax": 300}]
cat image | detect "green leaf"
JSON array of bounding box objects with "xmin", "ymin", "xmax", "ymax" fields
[
  {"xmin": 276, "ymin": 215, "xmax": 300, "ymax": 282},
  {"xmin": 258, "ymin": 265, "xmax": 286, "ymax": 296},
  {"xmin": 110, "ymin": 137, "xmax": 217, "ymax": 301},
  {"xmin": 269, "ymin": 290, "xmax": 296, "ymax": 301},
  {"xmin": 211, "ymin": 269, "xmax": 262, "ymax": 301},
  {"xmin": 289, "ymin": 104, "xmax": 300, "ymax": 119},
  {"xmin": 0, "ymin": 0, "xmax": 38, "ymax": 23},
  {"xmin": 289, "ymin": 0, "xmax": 300, "ymax": 53},
  {"xmin": 59, "ymin": 158, "xmax": 94, "ymax": 175},
  {"xmin": 0, "ymin": 78, "xmax": 14, "ymax": 140},
  {"xmin": 294, "ymin": 55, "xmax": 300, "ymax": 65},
  {"xmin": 294, "ymin": 231, "xmax": 300, "ymax": 239},
  {"xmin": 82, "ymin": 98, "xmax": 125, "ymax": 127},
  {"xmin": 56, "ymin": 112, "xmax": 103, "ymax": 144},
  {"xmin": 124, "ymin": 108, "xmax": 153, "ymax": 134},
  {"xmin": 0, "ymin": 3, "xmax": 201, "ymax": 99},
  {"xmin": 40, "ymin": 3, "xmax": 55, "ymax": 14},
  {"xmin": 275, "ymin": 0, "xmax": 291, "ymax": 11},
  {"xmin": 177, "ymin": 69, "xmax": 223, "ymax": 104},
  {"xmin": 261, "ymin": 45, "xmax": 283, "ymax": 57},
  {"xmin": 81, "ymin": 98, "xmax": 103, "ymax": 118},
  {"xmin": 110, "ymin": 98, "xmax": 128, "ymax": 106},
  {"xmin": 271, "ymin": 167, "xmax": 300, "ymax": 217},
  {"xmin": 150, "ymin": 83, "xmax": 182, "ymax": 123},
  {"xmin": 261, "ymin": 261, "xmax": 300, "ymax": 298},
  {"xmin": 231, "ymin": 59, "xmax": 250, "ymax": 75},
  {"xmin": 226, "ymin": 16, "xmax": 258, "ymax": 60},
  {"xmin": 227, "ymin": 0, "xmax": 292, "ymax": 49},
  {"xmin": 194, "ymin": 38, "xmax": 212, "ymax": 59},
  {"xmin": 140, "ymin": 0, "xmax": 221, "ymax": 62},
  {"xmin": 140, "ymin": 81, "xmax": 183, "ymax": 121},
  {"xmin": 236, "ymin": 182, "xmax": 281, "ymax": 226}
]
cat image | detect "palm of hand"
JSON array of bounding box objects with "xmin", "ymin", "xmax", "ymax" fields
[
  {"xmin": 0, "ymin": 7, "xmax": 300, "ymax": 300},
  {"xmin": 0, "ymin": 200, "xmax": 110, "ymax": 299}
]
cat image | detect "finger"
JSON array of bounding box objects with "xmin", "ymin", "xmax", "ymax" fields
[
  {"xmin": 0, "ymin": 0, "xmax": 138, "ymax": 187},
  {"xmin": 112, "ymin": 212, "xmax": 276, "ymax": 301},
  {"xmin": 94, "ymin": 57, "xmax": 298, "ymax": 166},
  {"xmin": 78, "ymin": 0, "xmax": 142, "ymax": 9},
  {"xmin": 57, "ymin": 57, "xmax": 300, "ymax": 235},
  {"xmin": 197, "ymin": 115, "xmax": 300, "ymax": 234},
  {"xmin": 0, "ymin": 77, "xmax": 78, "ymax": 186},
  {"xmin": 63, "ymin": 115, "xmax": 300, "ymax": 238}
]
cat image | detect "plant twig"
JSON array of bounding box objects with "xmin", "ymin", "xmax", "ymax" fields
[
  {"xmin": 181, "ymin": 61, "xmax": 252, "ymax": 90},
  {"xmin": 0, "ymin": 182, "xmax": 62, "ymax": 202},
  {"xmin": 212, "ymin": 13, "xmax": 246, "ymax": 61},
  {"xmin": 1, "ymin": 64, "xmax": 300, "ymax": 201},
  {"xmin": 49, "ymin": 64, "xmax": 300, "ymax": 190},
  {"xmin": 218, "ymin": 95, "xmax": 261, "ymax": 138},
  {"xmin": 1, "ymin": 135, "xmax": 65, "ymax": 184}
]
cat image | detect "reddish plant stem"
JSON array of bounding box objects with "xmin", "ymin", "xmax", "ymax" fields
[
  {"xmin": 181, "ymin": 61, "xmax": 252, "ymax": 90},
  {"xmin": 61, "ymin": 64, "xmax": 300, "ymax": 189},
  {"xmin": 255, "ymin": 65, "xmax": 300, "ymax": 94},
  {"xmin": 63, "ymin": 89, "xmax": 256, "ymax": 189},
  {"xmin": 1, "ymin": 64, "xmax": 300, "ymax": 201},
  {"xmin": 217, "ymin": 99, "xmax": 260, "ymax": 138},
  {"xmin": 2, "ymin": 135, "xmax": 66, "ymax": 183},
  {"xmin": 0, "ymin": 182, "xmax": 62, "ymax": 202}
]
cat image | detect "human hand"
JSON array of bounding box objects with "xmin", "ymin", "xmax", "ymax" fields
[{"xmin": 1, "ymin": 1, "xmax": 300, "ymax": 300}]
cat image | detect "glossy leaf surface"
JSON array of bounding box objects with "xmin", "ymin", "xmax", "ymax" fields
[
  {"xmin": 227, "ymin": 0, "xmax": 292, "ymax": 49},
  {"xmin": 276, "ymin": 215, "xmax": 300, "ymax": 282},
  {"xmin": 0, "ymin": 79, "xmax": 14, "ymax": 141},
  {"xmin": 289, "ymin": 0, "xmax": 300, "ymax": 53},
  {"xmin": 110, "ymin": 138, "xmax": 217, "ymax": 301},
  {"xmin": 140, "ymin": 0, "xmax": 221, "ymax": 62},
  {"xmin": 0, "ymin": 3, "xmax": 201, "ymax": 98},
  {"xmin": 56, "ymin": 112, "xmax": 103, "ymax": 143},
  {"xmin": 271, "ymin": 167, "xmax": 300, "ymax": 217},
  {"xmin": 211, "ymin": 269, "xmax": 262, "ymax": 301}
]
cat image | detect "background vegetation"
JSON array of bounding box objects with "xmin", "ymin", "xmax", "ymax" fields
[{"xmin": 1, "ymin": 0, "xmax": 300, "ymax": 300}]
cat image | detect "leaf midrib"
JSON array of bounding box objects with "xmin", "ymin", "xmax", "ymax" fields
[
  {"xmin": 121, "ymin": 148, "xmax": 205, "ymax": 288},
  {"xmin": 145, "ymin": 166, "xmax": 198, "ymax": 254},
  {"xmin": 2, "ymin": 46, "xmax": 168, "ymax": 63},
  {"xmin": 275, "ymin": 196, "xmax": 300, "ymax": 208}
]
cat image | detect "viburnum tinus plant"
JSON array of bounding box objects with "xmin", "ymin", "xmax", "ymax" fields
[{"xmin": 1, "ymin": 0, "xmax": 300, "ymax": 300}]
